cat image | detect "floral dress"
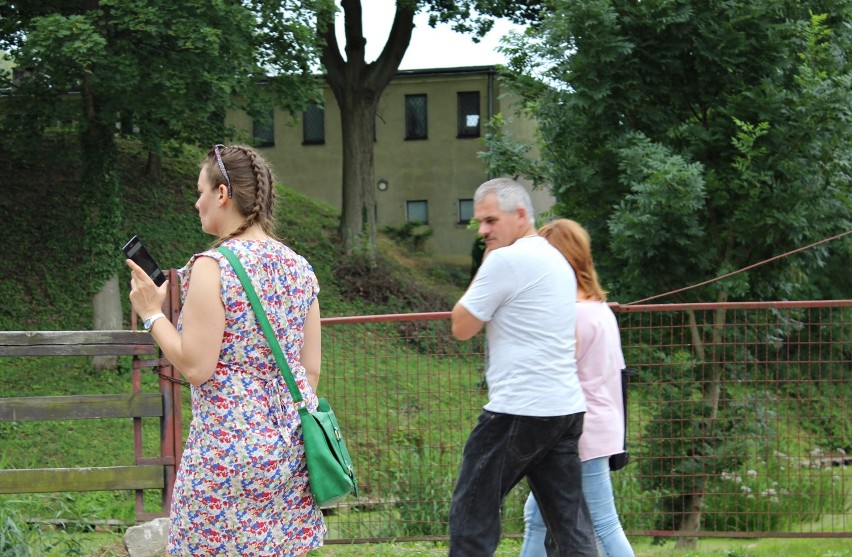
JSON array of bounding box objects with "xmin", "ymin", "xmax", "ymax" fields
[{"xmin": 167, "ymin": 239, "xmax": 326, "ymax": 556}]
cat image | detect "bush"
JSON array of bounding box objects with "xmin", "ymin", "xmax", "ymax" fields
[
  {"xmin": 382, "ymin": 222, "xmax": 434, "ymax": 252},
  {"xmin": 388, "ymin": 449, "xmax": 456, "ymax": 537},
  {"xmin": 703, "ymin": 449, "xmax": 850, "ymax": 532}
]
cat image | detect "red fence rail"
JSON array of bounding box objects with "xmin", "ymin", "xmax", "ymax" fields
[{"xmin": 318, "ymin": 301, "xmax": 851, "ymax": 542}]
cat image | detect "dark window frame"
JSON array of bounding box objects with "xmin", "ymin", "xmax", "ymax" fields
[
  {"xmin": 406, "ymin": 199, "xmax": 429, "ymax": 224},
  {"xmin": 457, "ymin": 91, "xmax": 481, "ymax": 138},
  {"xmin": 405, "ymin": 94, "xmax": 428, "ymax": 140},
  {"xmin": 458, "ymin": 198, "xmax": 474, "ymax": 224},
  {"xmin": 253, "ymin": 110, "xmax": 275, "ymax": 147},
  {"xmin": 302, "ymin": 103, "xmax": 325, "ymax": 145}
]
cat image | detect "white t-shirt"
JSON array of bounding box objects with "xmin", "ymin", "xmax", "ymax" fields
[{"xmin": 459, "ymin": 236, "xmax": 586, "ymax": 417}]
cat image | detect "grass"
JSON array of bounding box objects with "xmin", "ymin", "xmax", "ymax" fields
[
  {"xmin": 18, "ymin": 532, "xmax": 852, "ymax": 556},
  {"xmin": 318, "ymin": 538, "xmax": 852, "ymax": 557},
  {"xmin": 0, "ymin": 135, "xmax": 462, "ymax": 331}
]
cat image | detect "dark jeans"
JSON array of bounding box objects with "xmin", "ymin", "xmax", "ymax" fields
[{"xmin": 448, "ymin": 410, "xmax": 596, "ymax": 557}]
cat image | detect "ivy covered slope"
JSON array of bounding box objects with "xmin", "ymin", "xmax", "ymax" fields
[{"xmin": 0, "ymin": 134, "xmax": 458, "ymax": 332}]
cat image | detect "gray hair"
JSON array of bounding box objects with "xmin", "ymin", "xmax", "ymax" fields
[{"xmin": 474, "ymin": 177, "xmax": 536, "ymax": 227}]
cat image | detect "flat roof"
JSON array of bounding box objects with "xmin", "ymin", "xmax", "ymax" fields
[{"xmin": 394, "ymin": 65, "xmax": 497, "ymax": 77}]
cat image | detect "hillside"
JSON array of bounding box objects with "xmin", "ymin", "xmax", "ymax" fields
[
  {"xmin": 0, "ymin": 134, "xmax": 477, "ymax": 551},
  {"xmin": 0, "ymin": 134, "xmax": 466, "ymax": 331}
]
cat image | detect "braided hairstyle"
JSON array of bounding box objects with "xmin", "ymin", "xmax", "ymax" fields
[{"xmin": 202, "ymin": 144, "xmax": 279, "ymax": 243}]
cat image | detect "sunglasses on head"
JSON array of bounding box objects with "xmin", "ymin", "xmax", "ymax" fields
[{"xmin": 213, "ymin": 144, "xmax": 233, "ymax": 198}]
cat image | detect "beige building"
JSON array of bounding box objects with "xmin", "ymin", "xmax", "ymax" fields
[{"xmin": 225, "ymin": 65, "xmax": 551, "ymax": 264}]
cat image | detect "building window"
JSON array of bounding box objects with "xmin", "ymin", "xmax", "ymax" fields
[
  {"xmin": 405, "ymin": 94, "xmax": 428, "ymax": 140},
  {"xmin": 406, "ymin": 200, "xmax": 429, "ymax": 223},
  {"xmin": 303, "ymin": 104, "xmax": 325, "ymax": 145},
  {"xmin": 458, "ymin": 198, "xmax": 474, "ymax": 224},
  {"xmin": 253, "ymin": 110, "xmax": 275, "ymax": 147},
  {"xmin": 457, "ymin": 92, "xmax": 480, "ymax": 138}
]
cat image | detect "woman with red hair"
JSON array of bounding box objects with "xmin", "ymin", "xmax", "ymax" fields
[{"xmin": 520, "ymin": 219, "xmax": 635, "ymax": 557}]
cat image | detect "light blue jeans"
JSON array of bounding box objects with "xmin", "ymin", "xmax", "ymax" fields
[{"xmin": 520, "ymin": 456, "xmax": 634, "ymax": 557}]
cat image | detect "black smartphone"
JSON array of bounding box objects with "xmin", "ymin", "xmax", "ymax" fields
[{"xmin": 122, "ymin": 235, "xmax": 166, "ymax": 286}]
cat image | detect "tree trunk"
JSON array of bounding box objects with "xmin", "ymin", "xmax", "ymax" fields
[
  {"xmin": 81, "ymin": 61, "xmax": 123, "ymax": 372},
  {"xmin": 319, "ymin": 0, "xmax": 416, "ymax": 257},
  {"xmin": 146, "ymin": 150, "xmax": 162, "ymax": 181},
  {"xmin": 92, "ymin": 274, "xmax": 123, "ymax": 370},
  {"xmin": 676, "ymin": 298, "xmax": 728, "ymax": 549},
  {"xmin": 338, "ymin": 93, "xmax": 378, "ymax": 256}
]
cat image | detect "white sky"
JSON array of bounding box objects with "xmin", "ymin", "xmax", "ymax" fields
[{"xmin": 334, "ymin": 0, "xmax": 524, "ymax": 70}]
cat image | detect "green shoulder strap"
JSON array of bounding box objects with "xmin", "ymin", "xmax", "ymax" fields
[{"xmin": 216, "ymin": 245, "xmax": 304, "ymax": 405}]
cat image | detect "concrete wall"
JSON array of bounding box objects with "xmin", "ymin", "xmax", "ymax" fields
[{"xmin": 225, "ymin": 66, "xmax": 552, "ymax": 263}]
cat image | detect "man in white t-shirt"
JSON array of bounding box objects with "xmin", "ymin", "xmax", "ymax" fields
[{"xmin": 448, "ymin": 178, "xmax": 596, "ymax": 556}]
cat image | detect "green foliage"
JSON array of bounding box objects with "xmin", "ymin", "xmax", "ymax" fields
[
  {"xmin": 479, "ymin": 114, "xmax": 545, "ymax": 184},
  {"xmin": 0, "ymin": 0, "xmax": 322, "ymax": 295},
  {"xmin": 0, "ymin": 500, "xmax": 32, "ymax": 557},
  {"xmin": 766, "ymin": 307, "xmax": 852, "ymax": 449},
  {"xmin": 491, "ymin": 6, "xmax": 852, "ymax": 535},
  {"xmin": 0, "ymin": 495, "xmax": 102, "ymax": 556},
  {"xmin": 387, "ymin": 449, "xmax": 455, "ymax": 537},
  {"xmin": 81, "ymin": 125, "xmax": 124, "ymax": 288},
  {"xmin": 609, "ymin": 471, "xmax": 660, "ymax": 532},
  {"xmin": 381, "ymin": 222, "xmax": 435, "ymax": 252},
  {"xmin": 423, "ymin": 0, "xmax": 547, "ymax": 35},
  {"xmin": 704, "ymin": 456, "xmax": 851, "ymax": 533},
  {"xmin": 0, "ymin": 0, "xmax": 320, "ymax": 150},
  {"xmin": 0, "ymin": 135, "xmax": 86, "ymax": 329},
  {"xmin": 0, "ymin": 136, "xmax": 315, "ymax": 328},
  {"xmin": 331, "ymin": 251, "xmax": 454, "ymax": 316},
  {"xmin": 0, "ymin": 131, "xmax": 463, "ymax": 331},
  {"xmin": 640, "ymin": 388, "xmax": 779, "ymax": 531},
  {"xmin": 490, "ymin": 0, "xmax": 852, "ymax": 303},
  {"xmin": 273, "ymin": 185, "xmax": 348, "ymax": 312},
  {"xmin": 624, "ymin": 305, "xmax": 850, "ymax": 534},
  {"xmin": 607, "ymin": 132, "xmax": 710, "ymax": 295}
]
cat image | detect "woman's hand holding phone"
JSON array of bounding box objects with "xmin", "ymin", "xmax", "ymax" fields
[
  {"xmin": 126, "ymin": 258, "xmax": 169, "ymax": 320},
  {"xmin": 122, "ymin": 235, "xmax": 166, "ymax": 286},
  {"xmin": 122, "ymin": 235, "xmax": 169, "ymax": 320}
]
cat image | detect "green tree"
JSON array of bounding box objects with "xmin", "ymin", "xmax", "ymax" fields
[
  {"xmin": 291, "ymin": 0, "xmax": 546, "ymax": 257},
  {"xmin": 0, "ymin": 0, "xmax": 318, "ymax": 365},
  {"xmin": 488, "ymin": 0, "xmax": 852, "ymax": 545}
]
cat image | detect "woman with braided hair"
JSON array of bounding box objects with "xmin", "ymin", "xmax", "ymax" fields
[{"xmin": 126, "ymin": 144, "xmax": 326, "ymax": 556}]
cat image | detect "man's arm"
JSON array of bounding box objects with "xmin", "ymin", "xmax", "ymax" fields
[{"xmin": 451, "ymin": 301, "xmax": 484, "ymax": 340}]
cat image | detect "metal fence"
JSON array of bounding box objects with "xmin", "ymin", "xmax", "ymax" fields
[{"xmin": 318, "ymin": 301, "xmax": 851, "ymax": 542}]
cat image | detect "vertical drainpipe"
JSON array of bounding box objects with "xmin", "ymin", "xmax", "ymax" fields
[{"xmin": 487, "ymin": 66, "xmax": 495, "ymax": 179}]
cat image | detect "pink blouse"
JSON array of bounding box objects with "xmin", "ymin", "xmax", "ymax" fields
[{"xmin": 575, "ymin": 301, "xmax": 627, "ymax": 461}]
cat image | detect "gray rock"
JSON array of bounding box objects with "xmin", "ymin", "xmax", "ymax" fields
[{"xmin": 124, "ymin": 517, "xmax": 169, "ymax": 557}]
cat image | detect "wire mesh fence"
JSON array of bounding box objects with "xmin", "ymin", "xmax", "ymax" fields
[{"xmin": 318, "ymin": 301, "xmax": 851, "ymax": 542}]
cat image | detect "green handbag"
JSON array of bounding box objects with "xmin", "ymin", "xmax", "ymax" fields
[{"xmin": 217, "ymin": 245, "xmax": 358, "ymax": 506}]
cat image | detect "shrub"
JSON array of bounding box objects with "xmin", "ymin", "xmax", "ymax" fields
[
  {"xmin": 704, "ymin": 449, "xmax": 851, "ymax": 532},
  {"xmin": 382, "ymin": 222, "xmax": 434, "ymax": 252}
]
